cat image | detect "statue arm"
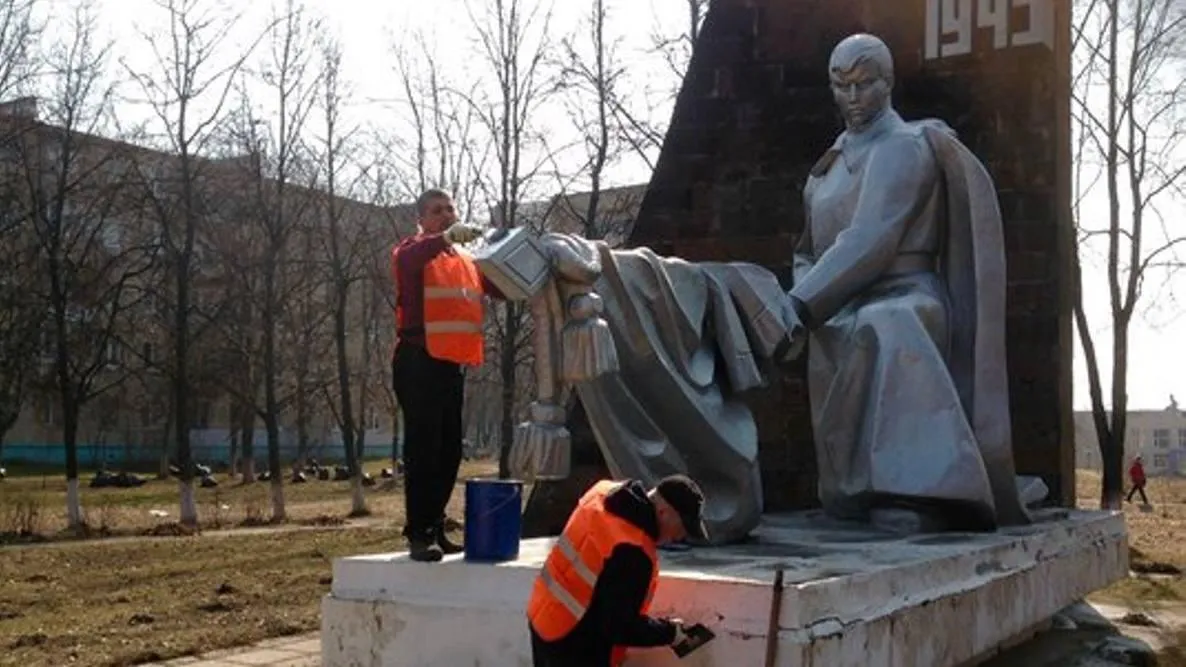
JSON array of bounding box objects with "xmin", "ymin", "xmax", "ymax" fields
[
  {"xmin": 789, "ymin": 134, "xmax": 937, "ymax": 325},
  {"xmin": 792, "ymin": 182, "xmax": 815, "ymax": 285}
]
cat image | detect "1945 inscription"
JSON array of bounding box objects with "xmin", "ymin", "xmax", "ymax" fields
[{"xmin": 925, "ymin": 0, "xmax": 1054, "ymax": 59}]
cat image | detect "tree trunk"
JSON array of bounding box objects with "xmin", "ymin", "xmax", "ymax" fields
[
  {"xmin": 0, "ymin": 413, "xmax": 15, "ymax": 461},
  {"xmin": 351, "ymin": 476, "xmax": 366, "ymax": 515},
  {"xmin": 296, "ymin": 372, "xmax": 310, "ymax": 468},
  {"xmin": 240, "ymin": 410, "xmax": 255, "ymax": 483},
  {"xmin": 1103, "ymin": 321, "xmax": 1130, "ymax": 510},
  {"xmin": 262, "ymin": 254, "xmax": 285, "ymax": 521},
  {"xmin": 498, "ymin": 303, "xmax": 520, "ymax": 478},
  {"xmin": 1098, "ymin": 0, "xmax": 1124, "ymax": 511},
  {"xmin": 334, "ymin": 280, "xmax": 364, "ymax": 514},
  {"xmin": 174, "ymin": 222, "xmax": 197, "ymax": 527},
  {"xmin": 63, "ymin": 396, "xmax": 82, "ymax": 530},
  {"xmin": 228, "ymin": 424, "xmax": 240, "ymax": 481},
  {"xmin": 178, "ymin": 478, "xmax": 197, "ymax": 526},
  {"xmin": 157, "ymin": 407, "xmax": 172, "ymax": 480}
]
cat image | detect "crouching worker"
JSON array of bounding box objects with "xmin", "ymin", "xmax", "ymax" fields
[{"xmin": 526, "ymin": 475, "xmax": 709, "ymax": 667}]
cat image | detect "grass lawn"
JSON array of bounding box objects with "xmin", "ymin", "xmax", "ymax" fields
[{"xmin": 0, "ymin": 527, "xmax": 400, "ymax": 667}]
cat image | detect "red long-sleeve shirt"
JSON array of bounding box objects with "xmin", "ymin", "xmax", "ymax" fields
[{"xmin": 391, "ymin": 233, "xmax": 503, "ymax": 348}]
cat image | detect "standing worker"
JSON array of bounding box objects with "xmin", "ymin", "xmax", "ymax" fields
[
  {"xmin": 392, "ymin": 188, "xmax": 501, "ymax": 562},
  {"xmin": 526, "ymin": 475, "xmax": 711, "ymax": 666}
]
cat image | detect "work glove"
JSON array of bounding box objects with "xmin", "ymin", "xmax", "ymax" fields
[
  {"xmin": 443, "ymin": 223, "xmax": 483, "ymax": 245},
  {"xmin": 670, "ymin": 619, "xmax": 689, "ymax": 646}
]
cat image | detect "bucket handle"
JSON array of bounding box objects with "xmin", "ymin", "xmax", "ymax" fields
[{"xmin": 469, "ymin": 488, "xmax": 523, "ymax": 522}]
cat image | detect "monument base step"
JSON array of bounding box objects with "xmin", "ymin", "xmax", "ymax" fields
[{"xmin": 320, "ymin": 509, "xmax": 1127, "ymax": 666}]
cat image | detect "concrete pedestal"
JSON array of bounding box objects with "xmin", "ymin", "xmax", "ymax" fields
[{"xmin": 321, "ymin": 509, "xmax": 1127, "ymax": 667}]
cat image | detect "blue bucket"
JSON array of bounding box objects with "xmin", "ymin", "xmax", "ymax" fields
[{"xmin": 464, "ymin": 478, "xmax": 524, "ymax": 563}]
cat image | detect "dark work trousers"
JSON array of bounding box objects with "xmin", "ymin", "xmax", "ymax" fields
[
  {"xmin": 392, "ymin": 342, "xmax": 465, "ymax": 541},
  {"xmin": 528, "ymin": 621, "xmax": 607, "ymax": 664},
  {"xmin": 1127, "ymin": 483, "xmax": 1149, "ymax": 504},
  {"xmin": 530, "ymin": 627, "xmax": 604, "ymax": 667}
]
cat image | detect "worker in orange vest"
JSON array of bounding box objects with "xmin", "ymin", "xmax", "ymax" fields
[
  {"xmin": 526, "ymin": 475, "xmax": 710, "ymax": 666},
  {"xmin": 392, "ymin": 188, "xmax": 502, "ymax": 562}
]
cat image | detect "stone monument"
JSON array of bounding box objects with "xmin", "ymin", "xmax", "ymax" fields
[
  {"xmin": 525, "ymin": 0, "xmax": 1077, "ymax": 534},
  {"xmin": 319, "ymin": 6, "xmax": 1125, "ymax": 666}
]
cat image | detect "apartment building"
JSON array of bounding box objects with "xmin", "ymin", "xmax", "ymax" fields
[
  {"xmin": 1074, "ymin": 396, "xmax": 1186, "ymax": 476},
  {"xmin": 0, "ymin": 96, "xmax": 416, "ymax": 469}
]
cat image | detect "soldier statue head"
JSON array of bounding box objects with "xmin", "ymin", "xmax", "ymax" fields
[{"xmin": 828, "ymin": 33, "xmax": 895, "ymax": 132}]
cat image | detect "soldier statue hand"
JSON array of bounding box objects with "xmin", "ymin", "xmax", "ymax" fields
[
  {"xmin": 443, "ymin": 222, "xmax": 483, "ymax": 245},
  {"xmin": 777, "ymin": 296, "xmax": 807, "ymax": 363}
]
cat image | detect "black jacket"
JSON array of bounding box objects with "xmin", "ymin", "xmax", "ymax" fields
[{"xmin": 529, "ymin": 480, "xmax": 676, "ymax": 666}]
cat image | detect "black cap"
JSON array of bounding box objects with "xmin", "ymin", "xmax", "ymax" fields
[{"xmin": 655, "ymin": 474, "xmax": 708, "ymax": 542}]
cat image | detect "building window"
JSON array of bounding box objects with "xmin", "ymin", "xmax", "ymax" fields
[
  {"xmin": 1178, "ymin": 428, "xmax": 1186, "ymax": 448},
  {"xmin": 1153, "ymin": 454, "xmax": 1168, "ymax": 469},
  {"xmin": 1154, "ymin": 429, "xmax": 1171, "ymax": 449}
]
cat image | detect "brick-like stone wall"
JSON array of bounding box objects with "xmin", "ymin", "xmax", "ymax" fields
[{"xmin": 523, "ymin": 0, "xmax": 1075, "ymax": 533}]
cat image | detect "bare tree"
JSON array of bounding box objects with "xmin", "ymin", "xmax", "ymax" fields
[
  {"xmin": 389, "ymin": 32, "xmax": 488, "ymax": 217},
  {"xmin": 316, "ymin": 34, "xmax": 369, "ymax": 515},
  {"xmin": 16, "ymin": 2, "xmax": 157, "ymax": 527},
  {"xmin": 202, "ymin": 150, "xmax": 262, "ymax": 483},
  {"xmin": 650, "ymin": 0, "xmax": 707, "ymax": 84},
  {"xmin": 361, "ymin": 162, "xmax": 409, "ymax": 466},
  {"xmin": 551, "ymin": 0, "xmax": 647, "ymax": 242},
  {"xmin": 464, "ymin": 0, "xmax": 557, "ymax": 477},
  {"xmin": 124, "ymin": 0, "xmax": 266, "ymax": 526},
  {"xmin": 0, "ymin": 216, "xmax": 39, "ymax": 455},
  {"xmin": 281, "ymin": 192, "xmax": 331, "ymax": 470},
  {"xmin": 1072, "ymin": 0, "xmax": 1186, "ymax": 507},
  {"xmin": 0, "ymin": 0, "xmax": 45, "ymax": 455},
  {"xmin": 242, "ymin": 0, "xmax": 321, "ymax": 521},
  {"xmin": 590, "ymin": 0, "xmax": 708, "ymax": 168}
]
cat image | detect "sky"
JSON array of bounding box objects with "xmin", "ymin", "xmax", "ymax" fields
[{"xmin": 37, "ymin": 0, "xmax": 1186, "ymax": 411}]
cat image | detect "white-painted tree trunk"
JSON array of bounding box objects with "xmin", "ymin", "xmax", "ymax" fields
[
  {"xmin": 66, "ymin": 478, "xmax": 82, "ymax": 529},
  {"xmin": 179, "ymin": 479, "xmax": 198, "ymax": 526}
]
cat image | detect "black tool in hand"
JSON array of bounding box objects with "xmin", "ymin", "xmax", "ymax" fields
[{"xmin": 672, "ymin": 623, "xmax": 716, "ymax": 658}]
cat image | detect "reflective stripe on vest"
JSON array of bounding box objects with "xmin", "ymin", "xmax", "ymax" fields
[
  {"xmin": 421, "ymin": 249, "xmax": 485, "ymax": 365},
  {"xmin": 525, "ymin": 480, "xmax": 660, "ymax": 664}
]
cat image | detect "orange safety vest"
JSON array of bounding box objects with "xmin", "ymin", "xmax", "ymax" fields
[
  {"xmin": 394, "ymin": 243, "xmax": 486, "ymax": 366},
  {"xmin": 526, "ymin": 480, "xmax": 660, "ymax": 667}
]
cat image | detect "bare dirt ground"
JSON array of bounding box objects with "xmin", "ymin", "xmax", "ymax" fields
[{"xmin": 0, "ymin": 459, "xmax": 499, "ymax": 667}]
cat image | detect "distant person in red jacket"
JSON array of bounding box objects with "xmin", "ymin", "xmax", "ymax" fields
[{"xmin": 1126, "ymin": 456, "xmax": 1149, "ymax": 505}]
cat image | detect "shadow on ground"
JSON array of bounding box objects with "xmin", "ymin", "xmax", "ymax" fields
[{"xmin": 983, "ymin": 602, "xmax": 1185, "ymax": 667}]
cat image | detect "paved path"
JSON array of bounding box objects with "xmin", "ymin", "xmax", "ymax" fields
[{"xmin": 145, "ymin": 633, "xmax": 320, "ymax": 667}]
